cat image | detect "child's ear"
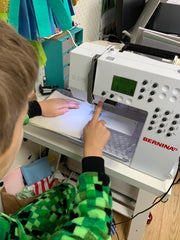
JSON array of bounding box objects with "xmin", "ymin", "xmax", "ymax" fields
[{"xmin": 28, "ymin": 89, "xmax": 37, "ymax": 101}]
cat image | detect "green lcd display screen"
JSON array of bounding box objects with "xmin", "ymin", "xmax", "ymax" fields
[{"xmin": 111, "ymin": 75, "xmax": 137, "ymax": 96}]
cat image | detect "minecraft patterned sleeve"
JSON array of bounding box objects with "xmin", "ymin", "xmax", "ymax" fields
[
  {"xmin": 51, "ymin": 156, "xmax": 113, "ymax": 240},
  {"xmin": 0, "ymin": 156, "xmax": 112, "ymax": 240},
  {"xmin": 51, "ymin": 173, "xmax": 112, "ymax": 240},
  {"xmin": 0, "ymin": 212, "xmax": 26, "ymax": 240}
]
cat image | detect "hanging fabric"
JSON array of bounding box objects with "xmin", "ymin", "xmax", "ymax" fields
[
  {"xmin": 31, "ymin": 0, "xmax": 53, "ymax": 38},
  {"xmin": 0, "ymin": 13, "xmax": 8, "ymax": 22},
  {"xmin": 7, "ymin": 0, "xmax": 74, "ymax": 39},
  {"xmin": 19, "ymin": 0, "xmax": 31, "ymax": 39},
  {"xmin": 0, "ymin": 0, "xmax": 9, "ymax": 22},
  {"xmin": 49, "ymin": 0, "xmax": 72, "ymax": 32},
  {"xmin": 29, "ymin": 40, "xmax": 47, "ymax": 67},
  {"xmin": 26, "ymin": 0, "xmax": 38, "ymax": 40},
  {"xmin": 8, "ymin": 0, "xmax": 21, "ymax": 32},
  {"xmin": 67, "ymin": 0, "xmax": 75, "ymax": 16},
  {"xmin": 0, "ymin": 0, "xmax": 76, "ymax": 66}
]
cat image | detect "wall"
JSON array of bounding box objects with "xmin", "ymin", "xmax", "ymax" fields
[{"xmin": 72, "ymin": 0, "xmax": 102, "ymax": 42}]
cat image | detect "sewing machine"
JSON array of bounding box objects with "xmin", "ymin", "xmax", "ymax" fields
[{"xmin": 69, "ymin": 42, "xmax": 180, "ymax": 180}]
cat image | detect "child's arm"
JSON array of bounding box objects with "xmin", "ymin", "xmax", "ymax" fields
[
  {"xmin": 52, "ymin": 102, "xmax": 112, "ymax": 239},
  {"xmin": 0, "ymin": 213, "xmax": 26, "ymax": 240},
  {"xmin": 28, "ymin": 98, "xmax": 80, "ymax": 118},
  {"xmin": 53, "ymin": 156, "xmax": 112, "ymax": 240}
]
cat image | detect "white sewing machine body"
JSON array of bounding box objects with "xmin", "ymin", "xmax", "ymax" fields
[{"xmin": 69, "ymin": 42, "xmax": 180, "ymax": 180}]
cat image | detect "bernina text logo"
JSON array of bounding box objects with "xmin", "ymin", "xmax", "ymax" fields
[{"xmin": 143, "ymin": 137, "xmax": 178, "ymax": 152}]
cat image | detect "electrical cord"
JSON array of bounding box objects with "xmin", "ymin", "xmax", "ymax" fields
[
  {"xmin": 66, "ymin": 30, "xmax": 78, "ymax": 47},
  {"xmin": 153, "ymin": 195, "xmax": 168, "ymax": 204},
  {"xmin": 173, "ymin": 176, "xmax": 180, "ymax": 185},
  {"xmin": 112, "ymin": 218, "xmax": 120, "ymax": 240},
  {"xmin": 115, "ymin": 230, "xmax": 119, "ymax": 240},
  {"xmin": 113, "ymin": 169, "xmax": 179, "ymax": 226}
]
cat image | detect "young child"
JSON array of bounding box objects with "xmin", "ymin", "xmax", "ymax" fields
[{"xmin": 0, "ymin": 19, "xmax": 112, "ymax": 239}]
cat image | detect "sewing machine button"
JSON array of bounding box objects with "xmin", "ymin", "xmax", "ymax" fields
[
  {"xmin": 157, "ymin": 129, "xmax": 162, "ymax": 134},
  {"xmin": 110, "ymin": 94, "xmax": 114, "ymax": 98},
  {"xmin": 147, "ymin": 98, "xmax": 153, "ymax": 102},
  {"xmin": 152, "ymin": 83, "xmax": 158, "ymax": 88},
  {"xmin": 148, "ymin": 126, "xmax": 153, "ymax": 130},
  {"xmin": 162, "ymin": 85, "xmax": 169, "ymax": 92},
  {"xmin": 101, "ymin": 91, "xmax": 106, "ymax": 96},
  {"xmin": 175, "ymin": 114, "xmax": 180, "ymax": 118},
  {"xmin": 169, "ymin": 96, "xmax": 177, "ymax": 102},
  {"xmin": 117, "ymin": 96, "xmax": 123, "ymax": 102},
  {"xmin": 169, "ymin": 127, "xmax": 174, "ymax": 131},
  {"xmin": 150, "ymin": 120, "xmax": 155, "ymax": 124},
  {"xmin": 150, "ymin": 91, "xmax": 155, "ymax": 95},
  {"xmin": 164, "ymin": 111, "xmax": 170, "ymax": 115},
  {"xmin": 172, "ymin": 120, "xmax": 177, "ymax": 125},
  {"xmin": 155, "ymin": 108, "xmax": 160, "ymax": 112},
  {"xmin": 159, "ymin": 123, "xmax": 164, "ymax": 128},
  {"xmin": 166, "ymin": 133, "xmax": 171, "ymax": 137},
  {"xmin": 142, "ymin": 80, "xmax": 148, "ymax": 85},
  {"xmin": 138, "ymin": 95, "xmax": 143, "ymax": 100},
  {"xmin": 172, "ymin": 88, "xmax": 180, "ymax": 95},
  {"xmin": 162, "ymin": 117, "xmax": 167, "ymax": 121},
  {"xmin": 140, "ymin": 88, "xmax": 145, "ymax": 92},
  {"xmin": 126, "ymin": 99, "xmax": 132, "ymax": 105},
  {"xmin": 159, "ymin": 93, "xmax": 166, "ymax": 99},
  {"xmin": 152, "ymin": 114, "xmax": 157, "ymax": 118}
]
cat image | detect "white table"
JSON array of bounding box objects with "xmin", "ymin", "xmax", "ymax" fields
[{"xmin": 24, "ymin": 123, "xmax": 173, "ymax": 240}]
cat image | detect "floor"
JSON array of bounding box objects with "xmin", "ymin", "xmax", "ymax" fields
[{"xmin": 112, "ymin": 171, "xmax": 180, "ymax": 240}]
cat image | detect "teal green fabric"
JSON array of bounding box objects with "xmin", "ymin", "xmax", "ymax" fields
[
  {"xmin": 31, "ymin": 0, "xmax": 52, "ymax": 37},
  {"xmin": 8, "ymin": 0, "xmax": 21, "ymax": 32},
  {"xmin": 49, "ymin": 0, "xmax": 72, "ymax": 31},
  {"xmin": 0, "ymin": 172, "xmax": 112, "ymax": 239},
  {"xmin": 62, "ymin": 0, "xmax": 72, "ymax": 21}
]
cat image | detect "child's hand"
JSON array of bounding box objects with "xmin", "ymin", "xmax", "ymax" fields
[
  {"xmin": 39, "ymin": 98, "xmax": 80, "ymax": 117},
  {"xmin": 83, "ymin": 102, "xmax": 111, "ymax": 158}
]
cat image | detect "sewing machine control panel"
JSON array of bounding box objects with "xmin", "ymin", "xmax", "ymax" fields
[
  {"xmin": 93, "ymin": 50, "xmax": 180, "ymax": 138},
  {"xmin": 147, "ymin": 107, "xmax": 180, "ymax": 138}
]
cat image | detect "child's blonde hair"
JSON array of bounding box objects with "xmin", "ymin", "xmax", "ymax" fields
[{"xmin": 0, "ymin": 19, "xmax": 39, "ymax": 154}]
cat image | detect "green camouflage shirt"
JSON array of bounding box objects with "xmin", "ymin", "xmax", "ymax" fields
[{"xmin": 0, "ymin": 172, "xmax": 112, "ymax": 240}]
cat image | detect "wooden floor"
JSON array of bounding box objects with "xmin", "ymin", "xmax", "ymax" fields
[{"xmin": 112, "ymin": 171, "xmax": 180, "ymax": 240}]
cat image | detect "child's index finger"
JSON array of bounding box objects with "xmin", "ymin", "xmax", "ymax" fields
[{"xmin": 91, "ymin": 101, "xmax": 103, "ymax": 122}]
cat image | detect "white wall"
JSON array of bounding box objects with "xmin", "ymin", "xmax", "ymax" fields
[{"xmin": 72, "ymin": 0, "xmax": 102, "ymax": 42}]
